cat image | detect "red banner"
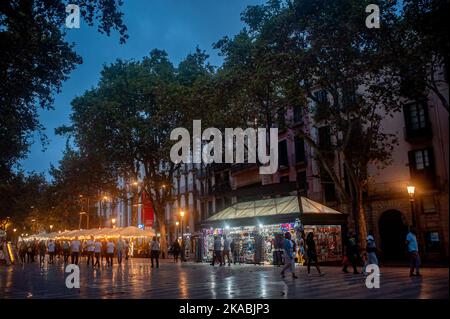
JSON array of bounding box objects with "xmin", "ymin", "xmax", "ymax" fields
[{"xmin": 141, "ymin": 192, "xmax": 154, "ymax": 229}]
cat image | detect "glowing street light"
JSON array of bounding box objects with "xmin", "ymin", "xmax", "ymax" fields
[
  {"xmin": 112, "ymin": 218, "xmax": 116, "ymax": 228},
  {"xmin": 49, "ymin": 225, "xmax": 53, "ymax": 231},
  {"xmin": 407, "ymin": 184, "xmax": 416, "ymax": 227},
  {"xmin": 179, "ymin": 210, "xmax": 185, "ymax": 239}
]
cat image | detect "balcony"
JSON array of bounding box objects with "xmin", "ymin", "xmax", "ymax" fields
[{"xmin": 404, "ymin": 124, "xmax": 433, "ymax": 143}]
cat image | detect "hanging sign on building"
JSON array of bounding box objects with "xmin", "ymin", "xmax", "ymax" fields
[{"xmin": 141, "ymin": 192, "xmax": 155, "ymax": 229}]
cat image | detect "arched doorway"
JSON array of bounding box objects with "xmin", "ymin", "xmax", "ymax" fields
[{"xmin": 379, "ymin": 210, "xmax": 409, "ymax": 261}]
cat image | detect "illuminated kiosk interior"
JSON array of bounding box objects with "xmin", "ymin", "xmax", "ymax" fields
[{"xmin": 199, "ymin": 196, "xmax": 347, "ymax": 264}]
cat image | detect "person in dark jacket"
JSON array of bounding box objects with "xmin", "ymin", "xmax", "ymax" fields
[
  {"xmin": 172, "ymin": 239, "xmax": 181, "ymax": 263},
  {"xmin": 306, "ymin": 232, "xmax": 324, "ymax": 276},
  {"xmin": 343, "ymin": 232, "xmax": 359, "ymax": 274}
]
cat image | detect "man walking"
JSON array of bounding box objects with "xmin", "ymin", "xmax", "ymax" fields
[
  {"xmin": 106, "ymin": 239, "xmax": 115, "ymax": 267},
  {"xmin": 150, "ymin": 236, "xmax": 160, "ymax": 268},
  {"xmin": 222, "ymin": 235, "xmax": 231, "ymax": 266},
  {"xmin": 211, "ymin": 236, "xmax": 223, "ymax": 266},
  {"xmin": 71, "ymin": 237, "xmax": 81, "ymax": 265},
  {"xmin": 406, "ymin": 226, "xmax": 421, "ymax": 277},
  {"xmin": 342, "ymin": 233, "xmax": 359, "ymax": 274},
  {"xmin": 94, "ymin": 238, "xmax": 102, "ymax": 268},
  {"xmin": 48, "ymin": 240, "xmax": 55, "ymax": 264},
  {"xmin": 117, "ymin": 236, "xmax": 124, "ymax": 265},
  {"xmin": 281, "ymin": 232, "xmax": 298, "ymax": 279},
  {"xmin": 86, "ymin": 236, "xmax": 95, "ymax": 266}
]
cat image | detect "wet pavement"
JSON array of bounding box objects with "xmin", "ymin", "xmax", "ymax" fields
[{"xmin": 0, "ymin": 258, "xmax": 448, "ymax": 299}]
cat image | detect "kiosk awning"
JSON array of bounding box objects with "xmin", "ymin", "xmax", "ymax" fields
[{"xmin": 202, "ymin": 196, "xmax": 346, "ymax": 227}]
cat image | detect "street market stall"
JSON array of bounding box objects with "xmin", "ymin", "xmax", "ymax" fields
[{"xmin": 200, "ymin": 196, "xmax": 347, "ymax": 264}]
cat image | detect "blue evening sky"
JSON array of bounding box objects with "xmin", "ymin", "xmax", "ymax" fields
[{"xmin": 20, "ymin": 0, "xmax": 264, "ymax": 179}]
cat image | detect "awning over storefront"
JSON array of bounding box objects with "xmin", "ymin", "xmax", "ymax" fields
[
  {"xmin": 202, "ymin": 195, "xmax": 347, "ymax": 228},
  {"xmin": 23, "ymin": 226, "xmax": 156, "ymax": 240}
]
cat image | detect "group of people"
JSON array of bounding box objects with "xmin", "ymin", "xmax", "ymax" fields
[
  {"xmin": 210, "ymin": 235, "xmax": 243, "ymax": 266},
  {"xmin": 17, "ymin": 236, "xmax": 134, "ymax": 268}
]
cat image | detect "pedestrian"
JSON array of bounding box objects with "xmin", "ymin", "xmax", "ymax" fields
[
  {"xmin": 363, "ymin": 233, "xmax": 379, "ymax": 274},
  {"xmin": 232, "ymin": 238, "xmax": 241, "ymax": 265},
  {"xmin": 274, "ymin": 233, "xmax": 284, "ymax": 266},
  {"xmin": 342, "ymin": 233, "xmax": 359, "ymax": 274},
  {"xmin": 222, "ymin": 235, "xmax": 231, "ymax": 266},
  {"xmin": 101, "ymin": 239, "xmax": 107, "ymax": 264},
  {"xmin": 62, "ymin": 240, "xmax": 70, "ymax": 263},
  {"xmin": 94, "ymin": 238, "xmax": 102, "ymax": 268},
  {"xmin": 86, "ymin": 236, "xmax": 95, "ymax": 266},
  {"xmin": 117, "ymin": 236, "xmax": 124, "ymax": 265},
  {"xmin": 19, "ymin": 241, "xmax": 27, "ymax": 264},
  {"xmin": 150, "ymin": 236, "xmax": 160, "ymax": 268},
  {"xmin": 172, "ymin": 239, "xmax": 181, "ymax": 263},
  {"xmin": 48, "ymin": 240, "xmax": 55, "ymax": 264},
  {"xmin": 106, "ymin": 239, "xmax": 115, "ymax": 267},
  {"xmin": 306, "ymin": 232, "xmax": 324, "ymax": 276},
  {"xmin": 71, "ymin": 237, "xmax": 81, "ymax": 265},
  {"xmin": 125, "ymin": 239, "xmax": 129, "ymax": 260},
  {"xmin": 211, "ymin": 235, "xmax": 223, "ymax": 266},
  {"xmin": 38, "ymin": 240, "xmax": 46, "ymax": 266},
  {"xmin": 298, "ymin": 235, "xmax": 306, "ymax": 266},
  {"xmin": 281, "ymin": 232, "xmax": 298, "ymax": 279},
  {"xmin": 406, "ymin": 226, "xmax": 421, "ymax": 277},
  {"xmin": 180, "ymin": 238, "xmax": 187, "ymax": 262}
]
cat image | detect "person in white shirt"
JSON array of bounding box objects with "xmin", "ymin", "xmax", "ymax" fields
[
  {"xmin": 47, "ymin": 240, "xmax": 55, "ymax": 264},
  {"xmin": 150, "ymin": 237, "xmax": 161, "ymax": 268},
  {"xmin": 106, "ymin": 240, "xmax": 115, "ymax": 267},
  {"xmin": 86, "ymin": 236, "xmax": 95, "ymax": 267},
  {"xmin": 94, "ymin": 239, "xmax": 102, "ymax": 267},
  {"xmin": 71, "ymin": 237, "xmax": 81, "ymax": 265}
]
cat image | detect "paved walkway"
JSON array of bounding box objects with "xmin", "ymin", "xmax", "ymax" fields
[{"xmin": 0, "ymin": 258, "xmax": 448, "ymax": 299}]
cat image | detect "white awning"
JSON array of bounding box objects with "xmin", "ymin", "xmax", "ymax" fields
[{"xmin": 205, "ymin": 195, "xmax": 342, "ymax": 222}]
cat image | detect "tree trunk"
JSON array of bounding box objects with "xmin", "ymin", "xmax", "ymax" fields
[
  {"xmin": 157, "ymin": 215, "xmax": 168, "ymax": 258},
  {"xmin": 357, "ymin": 187, "xmax": 368, "ymax": 250}
]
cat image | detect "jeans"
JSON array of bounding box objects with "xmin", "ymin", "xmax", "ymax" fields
[
  {"xmin": 87, "ymin": 251, "xmax": 94, "ymax": 266},
  {"xmin": 49, "ymin": 252, "xmax": 54, "ymax": 263},
  {"xmin": 117, "ymin": 251, "xmax": 123, "ymax": 264},
  {"xmin": 409, "ymin": 251, "xmax": 421, "ymax": 274},
  {"xmin": 151, "ymin": 250, "xmax": 160, "ymax": 268},
  {"xmin": 222, "ymin": 250, "xmax": 231, "ymax": 265},
  {"xmin": 71, "ymin": 252, "xmax": 79, "ymax": 265},
  {"xmin": 94, "ymin": 252, "xmax": 101, "ymax": 267},
  {"xmin": 211, "ymin": 250, "xmax": 223, "ymax": 266},
  {"xmin": 107, "ymin": 253, "xmax": 114, "ymax": 266}
]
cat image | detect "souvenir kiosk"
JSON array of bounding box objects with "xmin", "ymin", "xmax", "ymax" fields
[{"xmin": 200, "ymin": 196, "xmax": 347, "ymax": 264}]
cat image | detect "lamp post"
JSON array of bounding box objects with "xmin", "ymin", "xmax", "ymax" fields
[
  {"xmin": 407, "ymin": 185, "xmax": 416, "ymax": 227},
  {"xmin": 180, "ymin": 210, "xmax": 185, "ymax": 239}
]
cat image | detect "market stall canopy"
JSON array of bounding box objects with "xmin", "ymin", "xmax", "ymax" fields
[
  {"xmin": 23, "ymin": 226, "xmax": 156, "ymax": 240},
  {"xmin": 203, "ymin": 195, "xmax": 347, "ymax": 227}
]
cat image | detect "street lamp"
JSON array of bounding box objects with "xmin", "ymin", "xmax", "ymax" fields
[
  {"xmin": 407, "ymin": 185, "xmax": 416, "ymax": 227},
  {"xmin": 175, "ymin": 221, "xmax": 179, "ymax": 239},
  {"xmin": 112, "ymin": 218, "xmax": 116, "ymax": 229},
  {"xmin": 180, "ymin": 210, "xmax": 185, "ymax": 239},
  {"xmin": 49, "ymin": 225, "xmax": 53, "ymax": 232}
]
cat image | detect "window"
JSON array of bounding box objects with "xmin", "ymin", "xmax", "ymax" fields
[
  {"xmin": 278, "ymin": 140, "xmax": 289, "ymax": 167},
  {"xmin": 294, "ymin": 137, "xmax": 306, "ymax": 163},
  {"xmin": 413, "ymin": 149, "xmax": 431, "ymax": 170},
  {"xmin": 314, "ymin": 90, "xmax": 328, "ymax": 104},
  {"xmin": 408, "ymin": 147, "xmax": 436, "ymax": 186},
  {"xmin": 297, "ymin": 171, "xmax": 307, "ymax": 195},
  {"xmin": 424, "ymin": 231, "xmax": 441, "ymax": 253},
  {"xmin": 277, "ymin": 108, "xmax": 286, "ymax": 130},
  {"xmin": 405, "ymin": 103, "xmax": 427, "ymax": 130},
  {"xmin": 421, "ymin": 197, "xmax": 437, "ymax": 214},
  {"xmin": 293, "ymin": 105, "xmax": 302, "ymax": 123},
  {"xmin": 318, "ymin": 126, "xmax": 332, "ymax": 148}
]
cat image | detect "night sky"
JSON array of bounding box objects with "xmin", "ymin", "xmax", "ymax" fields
[{"xmin": 20, "ymin": 0, "xmax": 263, "ymax": 178}]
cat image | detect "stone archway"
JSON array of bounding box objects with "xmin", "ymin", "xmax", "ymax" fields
[{"xmin": 378, "ymin": 210, "xmax": 409, "ymax": 261}]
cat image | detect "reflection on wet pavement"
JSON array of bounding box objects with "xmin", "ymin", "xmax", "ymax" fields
[{"xmin": 0, "ymin": 259, "xmax": 448, "ymax": 299}]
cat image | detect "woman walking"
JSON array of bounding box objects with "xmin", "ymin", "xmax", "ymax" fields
[
  {"xmin": 306, "ymin": 232, "xmax": 324, "ymax": 276},
  {"xmin": 172, "ymin": 239, "xmax": 181, "ymax": 263}
]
